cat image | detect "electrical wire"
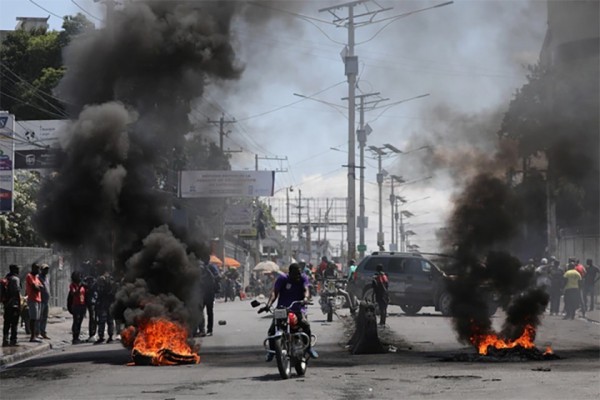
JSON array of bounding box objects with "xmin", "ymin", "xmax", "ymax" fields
[
  {"xmin": 0, "ymin": 89, "xmax": 67, "ymax": 119},
  {"xmin": 70, "ymin": 0, "xmax": 103, "ymax": 22},
  {"xmin": 246, "ymin": 2, "xmax": 345, "ymax": 46},
  {"xmin": 0, "ymin": 67, "xmax": 69, "ymax": 118},
  {"xmin": 356, "ymin": 1, "xmax": 454, "ymax": 46},
  {"xmin": 236, "ymin": 80, "xmax": 346, "ymax": 123},
  {"xmin": 28, "ymin": 0, "xmax": 64, "ymax": 20}
]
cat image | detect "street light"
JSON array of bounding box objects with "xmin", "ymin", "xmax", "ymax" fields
[
  {"xmin": 388, "ymin": 175, "xmax": 405, "ymax": 250},
  {"xmin": 286, "ymin": 186, "xmax": 294, "ymax": 264},
  {"xmin": 368, "ymin": 144, "xmax": 401, "ymax": 250}
]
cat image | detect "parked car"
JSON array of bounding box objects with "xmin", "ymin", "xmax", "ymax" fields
[{"xmin": 349, "ymin": 251, "xmax": 497, "ymax": 316}]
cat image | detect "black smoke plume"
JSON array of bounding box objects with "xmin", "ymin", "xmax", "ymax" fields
[{"xmin": 34, "ymin": 1, "xmax": 247, "ymax": 338}]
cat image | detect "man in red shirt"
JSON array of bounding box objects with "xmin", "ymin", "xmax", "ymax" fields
[
  {"xmin": 25, "ymin": 263, "xmax": 43, "ymax": 342},
  {"xmin": 68, "ymin": 271, "xmax": 87, "ymax": 344}
]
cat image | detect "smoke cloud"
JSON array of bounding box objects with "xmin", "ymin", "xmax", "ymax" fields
[{"xmin": 34, "ymin": 1, "xmax": 252, "ymax": 337}]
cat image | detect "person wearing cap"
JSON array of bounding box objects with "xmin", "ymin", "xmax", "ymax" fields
[
  {"xmin": 25, "ymin": 263, "xmax": 44, "ymax": 342},
  {"xmin": 38, "ymin": 264, "xmax": 51, "ymax": 339}
]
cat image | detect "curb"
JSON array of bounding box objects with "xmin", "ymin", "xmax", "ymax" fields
[{"xmin": 0, "ymin": 343, "xmax": 52, "ymax": 367}]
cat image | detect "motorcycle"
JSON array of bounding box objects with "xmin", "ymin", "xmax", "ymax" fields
[
  {"xmin": 251, "ymin": 299, "xmax": 316, "ymax": 379},
  {"xmin": 319, "ymin": 278, "xmax": 357, "ymax": 322}
]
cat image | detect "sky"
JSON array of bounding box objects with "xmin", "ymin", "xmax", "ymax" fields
[{"xmin": 0, "ymin": 0, "xmax": 548, "ymax": 257}]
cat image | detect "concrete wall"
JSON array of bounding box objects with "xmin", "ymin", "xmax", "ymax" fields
[{"xmin": 1, "ymin": 247, "xmax": 73, "ymax": 309}]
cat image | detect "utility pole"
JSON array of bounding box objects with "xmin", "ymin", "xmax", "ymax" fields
[
  {"xmin": 208, "ymin": 114, "xmax": 236, "ymax": 152},
  {"xmin": 347, "ymin": 91, "xmax": 382, "ymax": 259},
  {"xmin": 286, "ymin": 187, "xmax": 293, "ymax": 263},
  {"xmin": 388, "ymin": 175, "xmax": 404, "ymax": 251},
  {"xmin": 319, "ymin": 1, "xmax": 392, "ymax": 263},
  {"xmin": 369, "ymin": 144, "xmax": 401, "ymax": 250}
]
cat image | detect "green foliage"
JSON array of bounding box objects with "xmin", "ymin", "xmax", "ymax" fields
[
  {"xmin": 499, "ymin": 63, "xmax": 550, "ymax": 159},
  {"xmin": 0, "ymin": 13, "xmax": 93, "ymax": 120},
  {"xmin": 0, "ymin": 171, "xmax": 47, "ymax": 247}
]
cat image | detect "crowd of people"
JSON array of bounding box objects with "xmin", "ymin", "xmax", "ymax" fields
[
  {"xmin": 524, "ymin": 256, "xmax": 599, "ymax": 319},
  {"xmin": 1, "ymin": 261, "xmax": 120, "ymax": 347},
  {"xmin": 3, "ymin": 255, "xmax": 597, "ymax": 348}
]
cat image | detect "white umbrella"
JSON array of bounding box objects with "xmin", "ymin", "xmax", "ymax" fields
[{"xmin": 253, "ymin": 261, "xmax": 280, "ymax": 273}]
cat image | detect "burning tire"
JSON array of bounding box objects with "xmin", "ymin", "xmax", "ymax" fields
[
  {"xmin": 274, "ymin": 337, "xmax": 291, "ymax": 379},
  {"xmin": 400, "ymin": 304, "xmax": 422, "ymax": 315}
]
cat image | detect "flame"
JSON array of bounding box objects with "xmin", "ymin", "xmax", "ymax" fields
[
  {"xmin": 470, "ymin": 324, "xmax": 551, "ymax": 355},
  {"xmin": 121, "ymin": 318, "xmax": 200, "ymax": 366}
]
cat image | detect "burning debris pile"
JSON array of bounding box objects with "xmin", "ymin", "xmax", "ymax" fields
[
  {"xmin": 441, "ymin": 174, "xmax": 552, "ymax": 359},
  {"xmin": 31, "ymin": 1, "xmax": 248, "ymax": 365},
  {"xmin": 122, "ymin": 318, "xmax": 200, "ymax": 366}
]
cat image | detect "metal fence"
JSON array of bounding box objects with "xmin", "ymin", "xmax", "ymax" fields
[{"xmin": 0, "ymin": 246, "xmax": 73, "ymax": 309}]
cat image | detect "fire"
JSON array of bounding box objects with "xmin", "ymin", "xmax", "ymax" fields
[
  {"xmin": 470, "ymin": 324, "xmax": 552, "ymax": 355},
  {"xmin": 121, "ymin": 318, "xmax": 200, "ymax": 366}
]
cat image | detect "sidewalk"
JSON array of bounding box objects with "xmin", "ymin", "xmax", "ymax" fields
[{"xmin": 0, "ymin": 307, "xmax": 73, "ymax": 367}]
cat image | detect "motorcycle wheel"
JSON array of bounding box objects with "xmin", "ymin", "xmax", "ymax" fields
[
  {"xmin": 274, "ymin": 337, "xmax": 291, "ymax": 379},
  {"xmin": 294, "ymin": 356, "xmax": 307, "ymax": 376},
  {"xmin": 327, "ymin": 307, "xmax": 333, "ymax": 322}
]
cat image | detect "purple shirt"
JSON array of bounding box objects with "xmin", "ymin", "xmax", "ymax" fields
[{"xmin": 274, "ymin": 273, "xmax": 309, "ymax": 313}]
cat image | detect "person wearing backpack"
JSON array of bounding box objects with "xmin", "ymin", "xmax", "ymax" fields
[
  {"xmin": 2, "ymin": 264, "xmax": 21, "ymax": 347},
  {"xmin": 371, "ymin": 264, "xmax": 389, "ymax": 326}
]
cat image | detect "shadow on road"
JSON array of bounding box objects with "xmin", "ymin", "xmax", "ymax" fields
[{"xmin": 1, "ymin": 348, "xmax": 131, "ymax": 371}]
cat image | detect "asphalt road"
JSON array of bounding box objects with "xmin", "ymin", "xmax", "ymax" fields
[{"xmin": 1, "ymin": 298, "xmax": 599, "ymax": 400}]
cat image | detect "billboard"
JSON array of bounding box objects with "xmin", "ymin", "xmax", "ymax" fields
[
  {"xmin": 0, "ymin": 112, "xmax": 15, "ymax": 212},
  {"xmin": 224, "ymin": 202, "xmax": 254, "ymax": 230},
  {"xmin": 14, "ymin": 119, "xmax": 67, "ymax": 170},
  {"xmin": 179, "ymin": 170, "xmax": 275, "ymax": 198}
]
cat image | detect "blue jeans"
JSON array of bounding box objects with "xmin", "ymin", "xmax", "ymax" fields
[{"xmin": 39, "ymin": 302, "xmax": 49, "ymax": 335}]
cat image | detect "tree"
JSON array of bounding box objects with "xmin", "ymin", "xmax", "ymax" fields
[
  {"xmin": 0, "ymin": 170, "xmax": 47, "ymax": 247},
  {"xmin": 0, "ymin": 13, "xmax": 93, "ymax": 120}
]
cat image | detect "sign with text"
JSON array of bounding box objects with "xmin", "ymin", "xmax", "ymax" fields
[
  {"xmin": 14, "ymin": 119, "xmax": 67, "ymax": 170},
  {"xmin": 224, "ymin": 203, "xmax": 254, "ymax": 230},
  {"xmin": 0, "ymin": 113, "xmax": 15, "ymax": 212},
  {"xmin": 179, "ymin": 170, "xmax": 275, "ymax": 198}
]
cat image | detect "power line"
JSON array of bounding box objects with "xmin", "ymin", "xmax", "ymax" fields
[
  {"xmin": 237, "ymin": 80, "xmax": 346, "ymax": 123},
  {"xmin": 0, "ymin": 89, "xmax": 67, "ymax": 119},
  {"xmin": 28, "ymin": 0, "xmax": 64, "ymax": 20},
  {"xmin": 71, "ymin": 0, "xmax": 103, "ymax": 22},
  {"xmin": 0, "ymin": 66, "xmax": 69, "ymax": 117}
]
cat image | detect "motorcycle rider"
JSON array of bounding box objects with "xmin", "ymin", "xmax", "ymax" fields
[{"xmin": 262, "ymin": 263, "xmax": 319, "ymax": 361}]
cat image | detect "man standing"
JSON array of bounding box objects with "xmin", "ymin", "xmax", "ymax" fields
[
  {"xmin": 69, "ymin": 271, "xmax": 86, "ymax": 344},
  {"xmin": 583, "ymin": 259, "xmax": 599, "ymax": 311},
  {"xmin": 38, "ymin": 264, "xmax": 51, "ymax": 339},
  {"xmin": 94, "ymin": 272, "xmax": 115, "ymax": 344},
  {"xmin": 197, "ymin": 263, "xmax": 216, "ymax": 337},
  {"xmin": 2, "ymin": 265, "xmax": 21, "ymax": 347},
  {"xmin": 563, "ymin": 263, "xmax": 582, "ymax": 320},
  {"xmin": 83, "ymin": 275, "xmax": 98, "ymax": 342},
  {"xmin": 371, "ymin": 264, "xmax": 389, "ymax": 326},
  {"xmin": 25, "ymin": 263, "xmax": 43, "ymax": 342}
]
